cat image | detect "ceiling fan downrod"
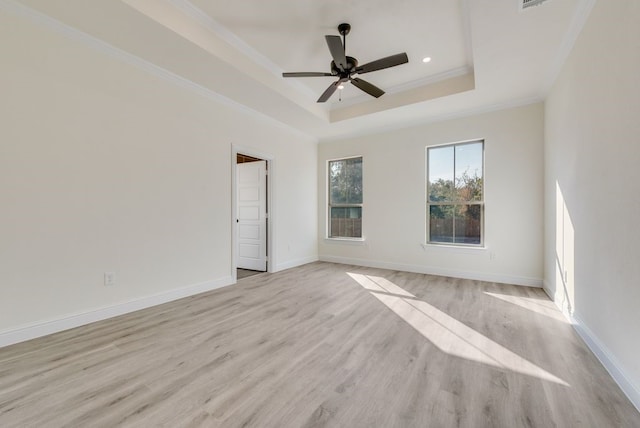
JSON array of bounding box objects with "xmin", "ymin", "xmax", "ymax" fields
[{"xmin": 338, "ymin": 22, "xmax": 350, "ymax": 55}]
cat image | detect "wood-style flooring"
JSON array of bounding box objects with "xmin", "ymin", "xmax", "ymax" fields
[
  {"xmin": 237, "ymin": 268, "xmax": 264, "ymax": 280},
  {"xmin": 1, "ymin": 262, "xmax": 638, "ymax": 427}
]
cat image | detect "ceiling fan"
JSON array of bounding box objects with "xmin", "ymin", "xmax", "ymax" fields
[{"xmin": 282, "ymin": 23, "xmax": 409, "ymax": 103}]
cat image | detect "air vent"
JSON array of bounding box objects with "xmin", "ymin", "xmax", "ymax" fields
[{"xmin": 520, "ymin": 0, "xmax": 550, "ymax": 11}]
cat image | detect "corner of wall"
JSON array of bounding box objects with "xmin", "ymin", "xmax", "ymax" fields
[
  {"xmin": 570, "ymin": 314, "xmax": 640, "ymax": 413},
  {"xmin": 274, "ymin": 256, "xmax": 319, "ymax": 273},
  {"xmin": 544, "ymin": 281, "xmax": 640, "ymax": 413}
]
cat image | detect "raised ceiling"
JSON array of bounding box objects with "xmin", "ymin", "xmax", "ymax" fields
[
  {"xmin": 7, "ymin": 0, "xmax": 595, "ymax": 141},
  {"xmin": 189, "ymin": 0, "xmax": 472, "ymax": 104}
]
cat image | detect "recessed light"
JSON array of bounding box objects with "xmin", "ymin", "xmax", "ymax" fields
[{"xmin": 422, "ymin": 57, "xmax": 432, "ymax": 63}]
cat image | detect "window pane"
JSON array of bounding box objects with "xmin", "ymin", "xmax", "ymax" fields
[
  {"xmin": 428, "ymin": 146, "xmax": 454, "ymax": 202},
  {"xmin": 454, "ymin": 205, "xmax": 482, "ymax": 245},
  {"xmin": 427, "ymin": 141, "xmax": 483, "ymax": 247},
  {"xmin": 329, "ymin": 157, "xmax": 362, "ymax": 205},
  {"xmin": 429, "ymin": 205, "xmax": 454, "ymax": 243},
  {"xmin": 455, "ymin": 142, "xmax": 483, "ymax": 201},
  {"xmin": 330, "ymin": 207, "xmax": 362, "ymax": 238}
]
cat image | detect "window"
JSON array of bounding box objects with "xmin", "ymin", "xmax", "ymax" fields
[
  {"xmin": 328, "ymin": 156, "xmax": 363, "ymax": 238},
  {"xmin": 427, "ymin": 141, "xmax": 484, "ymax": 246}
]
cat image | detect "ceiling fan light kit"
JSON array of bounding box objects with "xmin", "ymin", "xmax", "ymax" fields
[{"xmin": 282, "ymin": 23, "xmax": 409, "ymax": 103}]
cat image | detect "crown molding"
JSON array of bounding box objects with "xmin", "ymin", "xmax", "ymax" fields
[
  {"xmin": 0, "ymin": 0, "xmax": 315, "ymax": 141},
  {"xmin": 166, "ymin": 0, "xmax": 317, "ymax": 99},
  {"xmin": 319, "ymin": 95, "xmax": 543, "ymax": 143},
  {"xmin": 166, "ymin": 0, "xmax": 281, "ymax": 75},
  {"xmin": 460, "ymin": 0, "xmax": 475, "ymax": 69},
  {"xmin": 542, "ymin": 0, "xmax": 597, "ymax": 94},
  {"xmin": 332, "ymin": 66, "xmax": 474, "ymax": 110}
]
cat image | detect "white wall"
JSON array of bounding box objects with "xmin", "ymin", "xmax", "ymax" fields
[
  {"xmin": 0, "ymin": 10, "xmax": 317, "ymax": 340},
  {"xmin": 318, "ymin": 103, "xmax": 544, "ymax": 286},
  {"xmin": 544, "ymin": 0, "xmax": 640, "ymax": 407}
]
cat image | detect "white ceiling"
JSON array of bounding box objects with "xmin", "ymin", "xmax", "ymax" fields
[
  {"xmin": 189, "ymin": 0, "xmax": 471, "ymax": 104},
  {"xmin": 11, "ymin": 0, "xmax": 594, "ymax": 141}
]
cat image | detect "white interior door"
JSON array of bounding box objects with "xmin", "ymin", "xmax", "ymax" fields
[{"xmin": 237, "ymin": 160, "xmax": 267, "ymax": 271}]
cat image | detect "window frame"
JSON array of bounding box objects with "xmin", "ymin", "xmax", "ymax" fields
[
  {"xmin": 327, "ymin": 155, "xmax": 364, "ymax": 240},
  {"xmin": 426, "ymin": 140, "xmax": 485, "ymax": 247}
]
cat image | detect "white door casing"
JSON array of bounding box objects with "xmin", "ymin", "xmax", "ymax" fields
[{"xmin": 237, "ymin": 160, "xmax": 267, "ymax": 271}]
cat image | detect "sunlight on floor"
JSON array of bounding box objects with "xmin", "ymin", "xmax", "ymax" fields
[
  {"xmin": 484, "ymin": 291, "xmax": 568, "ymax": 323},
  {"xmin": 347, "ymin": 272, "xmax": 569, "ymax": 386}
]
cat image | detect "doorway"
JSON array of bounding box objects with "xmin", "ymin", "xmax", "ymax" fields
[{"xmin": 234, "ymin": 150, "xmax": 271, "ymax": 281}]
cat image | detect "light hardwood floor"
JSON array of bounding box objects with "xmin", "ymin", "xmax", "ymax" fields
[{"xmin": 1, "ymin": 262, "xmax": 638, "ymax": 427}]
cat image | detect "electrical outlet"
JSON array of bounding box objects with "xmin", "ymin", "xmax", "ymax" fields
[{"xmin": 104, "ymin": 272, "xmax": 116, "ymax": 286}]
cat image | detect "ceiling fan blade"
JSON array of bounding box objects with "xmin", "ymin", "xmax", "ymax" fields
[
  {"xmin": 325, "ymin": 35, "xmax": 347, "ymax": 71},
  {"xmin": 317, "ymin": 80, "xmax": 342, "ymax": 103},
  {"xmin": 355, "ymin": 53, "xmax": 409, "ymax": 74},
  {"xmin": 351, "ymin": 77, "xmax": 385, "ymax": 98},
  {"xmin": 282, "ymin": 72, "xmax": 334, "ymax": 77}
]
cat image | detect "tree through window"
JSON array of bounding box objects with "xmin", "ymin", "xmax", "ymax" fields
[
  {"xmin": 427, "ymin": 141, "xmax": 484, "ymax": 245},
  {"xmin": 328, "ymin": 157, "xmax": 363, "ymax": 238}
]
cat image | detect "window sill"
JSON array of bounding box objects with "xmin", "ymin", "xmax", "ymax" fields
[
  {"xmin": 421, "ymin": 243, "xmax": 487, "ymax": 254},
  {"xmin": 324, "ymin": 237, "xmax": 367, "ymax": 246}
]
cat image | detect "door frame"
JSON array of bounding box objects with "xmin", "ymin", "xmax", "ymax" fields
[{"xmin": 232, "ymin": 144, "xmax": 275, "ymax": 282}]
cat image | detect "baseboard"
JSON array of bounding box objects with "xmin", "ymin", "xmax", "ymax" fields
[
  {"xmin": 544, "ymin": 280, "xmax": 640, "ymax": 413},
  {"xmin": 274, "ymin": 255, "xmax": 318, "ymax": 272},
  {"xmin": 542, "ymin": 280, "xmax": 552, "ymax": 299},
  {"xmin": 0, "ymin": 276, "xmax": 234, "ymax": 349},
  {"xmin": 571, "ymin": 313, "xmax": 640, "ymax": 413},
  {"xmin": 542, "ymin": 279, "xmax": 573, "ymax": 319},
  {"xmin": 318, "ymin": 255, "xmax": 542, "ymax": 287}
]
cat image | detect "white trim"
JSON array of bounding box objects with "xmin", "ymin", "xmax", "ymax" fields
[
  {"xmin": 543, "ymin": 281, "xmax": 640, "ymax": 413},
  {"xmin": 166, "ymin": 0, "xmax": 316, "ymax": 99},
  {"xmin": 425, "ymin": 138, "xmax": 485, "ymax": 247},
  {"xmin": 274, "ymin": 256, "xmax": 319, "ymax": 272},
  {"xmin": 325, "ymin": 154, "xmax": 364, "ymax": 163},
  {"xmin": 0, "ymin": 276, "xmax": 234, "ymax": 349},
  {"xmin": 543, "ymin": 279, "xmax": 572, "ymax": 319},
  {"xmin": 0, "ymin": 0, "xmax": 313, "ymax": 141},
  {"xmin": 319, "ymin": 255, "xmax": 542, "ymax": 287},
  {"xmin": 388, "ymin": 67, "xmax": 473, "ymax": 95},
  {"xmin": 167, "ymin": 0, "xmax": 281, "ymax": 75},
  {"xmin": 335, "ymin": 66, "xmax": 473, "ymax": 109},
  {"xmin": 542, "ymin": 280, "xmax": 554, "ymax": 301},
  {"xmin": 326, "ymin": 155, "xmax": 365, "ymax": 240},
  {"xmin": 420, "ymin": 243, "xmax": 487, "ymax": 253},
  {"xmin": 170, "ymin": 0, "xmax": 474, "ymax": 110},
  {"xmin": 324, "ymin": 238, "xmax": 367, "ymax": 246},
  {"xmin": 542, "ymin": 0, "xmax": 597, "ymax": 94},
  {"xmin": 460, "ymin": 0, "xmax": 475, "ymax": 68},
  {"xmin": 570, "ymin": 314, "xmax": 640, "ymax": 413},
  {"xmin": 232, "ymin": 144, "xmax": 276, "ymax": 274},
  {"xmin": 426, "ymin": 137, "xmax": 486, "ymax": 150},
  {"xmin": 318, "ymin": 96, "xmax": 543, "ymax": 144}
]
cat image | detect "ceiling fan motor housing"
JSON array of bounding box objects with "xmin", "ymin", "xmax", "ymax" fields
[{"xmin": 331, "ymin": 56, "xmax": 358, "ymax": 75}]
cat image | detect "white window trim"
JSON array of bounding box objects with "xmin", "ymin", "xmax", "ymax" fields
[
  {"xmin": 425, "ymin": 139, "xmax": 485, "ymax": 247},
  {"xmin": 326, "ymin": 155, "xmax": 363, "ymax": 240},
  {"xmin": 324, "ymin": 237, "xmax": 367, "ymax": 245},
  {"xmin": 421, "ymin": 243, "xmax": 487, "ymax": 252}
]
